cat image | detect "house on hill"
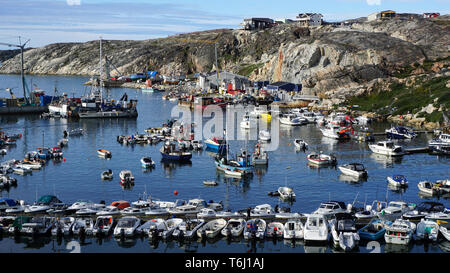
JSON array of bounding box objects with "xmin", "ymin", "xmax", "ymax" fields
[
  {"xmin": 241, "ymin": 18, "xmax": 274, "ymax": 30},
  {"xmin": 296, "ymin": 13, "xmax": 323, "ymax": 26}
]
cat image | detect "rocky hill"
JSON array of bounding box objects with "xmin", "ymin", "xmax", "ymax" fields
[{"xmin": 0, "ymin": 17, "xmax": 449, "ymax": 114}]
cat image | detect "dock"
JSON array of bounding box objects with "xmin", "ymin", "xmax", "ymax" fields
[{"xmin": 405, "ymin": 147, "xmax": 431, "ymax": 154}]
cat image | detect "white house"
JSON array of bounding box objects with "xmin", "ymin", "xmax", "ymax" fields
[
  {"xmin": 296, "ymin": 13, "xmax": 323, "ymax": 26},
  {"xmin": 367, "ymin": 12, "xmax": 381, "ymax": 21}
]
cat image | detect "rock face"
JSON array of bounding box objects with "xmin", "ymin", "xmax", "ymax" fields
[{"xmin": 0, "ymin": 17, "xmax": 449, "ymax": 100}]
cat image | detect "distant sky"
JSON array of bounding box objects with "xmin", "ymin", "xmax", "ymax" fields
[{"xmin": 0, "ymin": 0, "xmax": 448, "ymax": 48}]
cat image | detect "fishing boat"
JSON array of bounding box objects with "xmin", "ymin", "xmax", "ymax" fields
[
  {"xmin": 402, "ymin": 201, "xmax": 445, "ymax": 223},
  {"xmin": 283, "ymin": 219, "xmax": 304, "ymax": 240},
  {"xmin": 140, "ymin": 157, "xmax": 155, "ymax": 168},
  {"xmin": 259, "ymin": 130, "xmax": 271, "ymax": 141},
  {"xmin": 36, "ymin": 147, "xmax": 52, "ymax": 160},
  {"xmin": 97, "ymin": 149, "xmax": 112, "ymax": 158},
  {"xmin": 303, "ymin": 214, "xmax": 330, "ymax": 244},
  {"xmin": 215, "ymin": 149, "xmax": 253, "ymax": 176},
  {"xmin": 368, "ymin": 140, "xmax": 405, "ymax": 156},
  {"xmin": 277, "ymin": 187, "xmax": 296, "ymax": 200},
  {"xmin": 384, "ymin": 219, "xmax": 416, "ymax": 245},
  {"xmin": 415, "ymin": 219, "xmax": 439, "ymax": 242},
  {"xmin": 160, "ymin": 142, "xmax": 192, "ymax": 161},
  {"xmin": 307, "ymin": 152, "xmax": 337, "ymax": 166},
  {"xmin": 279, "ymin": 114, "xmax": 307, "ymax": 126},
  {"xmin": 266, "ymin": 221, "xmax": 285, "ymax": 238},
  {"xmin": 417, "ymin": 181, "xmax": 440, "ymax": 196},
  {"xmin": 113, "ymin": 216, "xmax": 141, "ymax": 237},
  {"xmin": 51, "ymin": 217, "xmax": 75, "ymax": 236},
  {"xmin": 204, "ymin": 137, "xmax": 227, "ymax": 153},
  {"xmin": 93, "ymin": 216, "xmax": 115, "ymax": 236},
  {"xmin": 197, "ymin": 218, "xmax": 227, "ymax": 239},
  {"xmin": 293, "ymin": 139, "xmax": 308, "ymax": 150},
  {"xmin": 243, "ymin": 218, "xmax": 267, "ymax": 240},
  {"xmin": 387, "ymin": 175, "xmax": 408, "ymax": 188},
  {"xmin": 173, "ymin": 218, "xmax": 205, "ymax": 239},
  {"xmin": 357, "ymin": 219, "xmax": 392, "ymax": 241},
  {"xmin": 386, "ymin": 126, "xmax": 416, "ymax": 139},
  {"xmin": 338, "ymin": 163, "xmax": 368, "ymax": 178},
  {"xmin": 251, "ymin": 143, "xmax": 268, "ymax": 166},
  {"xmin": 101, "ymin": 169, "xmax": 113, "ymax": 180},
  {"xmin": 119, "ymin": 170, "xmax": 134, "ymax": 184},
  {"xmin": 329, "ymin": 213, "xmax": 360, "ymax": 251},
  {"xmin": 221, "ymin": 218, "xmax": 246, "ymax": 237}
]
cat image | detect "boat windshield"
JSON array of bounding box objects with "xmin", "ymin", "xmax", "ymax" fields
[{"xmin": 118, "ymin": 219, "xmax": 136, "ymax": 227}]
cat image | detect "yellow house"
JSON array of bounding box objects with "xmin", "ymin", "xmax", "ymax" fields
[{"xmin": 380, "ymin": 10, "xmax": 396, "ymax": 19}]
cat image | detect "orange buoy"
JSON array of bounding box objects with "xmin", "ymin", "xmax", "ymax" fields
[
  {"xmin": 63, "ymin": 158, "xmax": 66, "ymax": 162},
  {"xmin": 174, "ymin": 190, "xmax": 178, "ymax": 196}
]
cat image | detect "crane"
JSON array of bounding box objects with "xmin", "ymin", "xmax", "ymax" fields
[
  {"xmin": 0, "ymin": 37, "xmax": 31, "ymax": 104},
  {"xmin": 153, "ymin": 35, "xmax": 222, "ymax": 91}
]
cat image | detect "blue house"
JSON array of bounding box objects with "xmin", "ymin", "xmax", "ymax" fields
[{"xmin": 267, "ymin": 81, "xmax": 302, "ymax": 92}]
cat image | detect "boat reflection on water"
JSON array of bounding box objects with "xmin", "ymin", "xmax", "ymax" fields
[
  {"xmin": 17, "ymin": 235, "xmax": 52, "ymax": 250},
  {"xmin": 307, "ymin": 162, "xmax": 337, "ymax": 171},
  {"xmin": 254, "ymin": 165, "xmax": 268, "ymax": 181},
  {"xmin": 384, "ymin": 242, "xmax": 412, "ymax": 253},
  {"xmin": 304, "ymin": 244, "xmax": 327, "ymax": 253},
  {"xmin": 160, "ymin": 159, "xmax": 192, "ymax": 177},
  {"xmin": 370, "ymin": 153, "xmax": 403, "ymax": 168},
  {"xmin": 216, "ymin": 171, "xmax": 251, "ymax": 193},
  {"xmin": 387, "ymin": 183, "xmax": 408, "ymax": 194},
  {"xmin": 338, "ymin": 174, "xmax": 367, "ymax": 184},
  {"xmin": 439, "ymin": 240, "xmax": 450, "ymax": 253},
  {"xmin": 115, "ymin": 237, "xmax": 137, "ymax": 248}
]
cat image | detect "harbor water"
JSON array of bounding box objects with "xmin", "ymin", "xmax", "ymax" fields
[{"xmin": 0, "ymin": 74, "xmax": 449, "ymax": 253}]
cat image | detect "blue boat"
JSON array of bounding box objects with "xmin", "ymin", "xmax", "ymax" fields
[
  {"xmin": 160, "ymin": 142, "xmax": 192, "ymax": 161},
  {"xmin": 387, "ymin": 175, "xmax": 408, "ymax": 187},
  {"xmin": 36, "ymin": 147, "xmax": 52, "ymax": 160},
  {"xmin": 385, "ymin": 126, "xmax": 416, "ymax": 139},
  {"xmin": 214, "ymin": 150, "xmax": 253, "ymax": 175},
  {"xmin": 358, "ymin": 219, "xmax": 392, "ymax": 240},
  {"xmin": 204, "ymin": 137, "xmax": 227, "ymax": 153}
]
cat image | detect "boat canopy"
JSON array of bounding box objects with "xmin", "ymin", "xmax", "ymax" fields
[
  {"xmin": 37, "ymin": 195, "xmax": 61, "ymax": 204},
  {"xmin": 0, "ymin": 198, "xmax": 17, "ymax": 207}
]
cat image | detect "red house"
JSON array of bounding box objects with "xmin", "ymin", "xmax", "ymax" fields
[{"xmin": 423, "ymin": 13, "xmax": 440, "ymax": 18}]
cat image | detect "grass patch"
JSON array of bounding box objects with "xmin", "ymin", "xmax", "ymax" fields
[{"xmin": 237, "ymin": 63, "xmax": 264, "ymax": 77}]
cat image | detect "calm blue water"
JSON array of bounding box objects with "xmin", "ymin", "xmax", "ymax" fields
[{"xmin": 0, "ymin": 74, "xmax": 449, "ymax": 253}]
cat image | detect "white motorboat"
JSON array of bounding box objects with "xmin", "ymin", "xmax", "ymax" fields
[
  {"xmin": 440, "ymin": 226, "xmax": 450, "ymax": 242},
  {"xmin": 16, "ymin": 161, "xmax": 42, "ymax": 170},
  {"xmin": 136, "ymin": 218, "xmax": 166, "ymax": 238},
  {"xmin": 415, "ymin": 219, "xmax": 439, "ymax": 242},
  {"xmin": 76, "ymin": 206, "xmax": 104, "ymax": 216},
  {"xmin": 425, "ymin": 209, "xmax": 450, "ymax": 229},
  {"xmin": 140, "ymin": 157, "xmax": 155, "ymax": 168},
  {"xmin": 221, "ymin": 218, "xmax": 246, "ymax": 237},
  {"xmin": 93, "ymin": 216, "xmax": 115, "ymax": 236},
  {"xmin": 428, "ymin": 133, "xmax": 450, "ymax": 148},
  {"xmin": 51, "ymin": 217, "xmax": 75, "ymax": 236},
  {"xmin": 24, "ymin": 195, "xmax": 64, "ymax": 214},
  {"xmin": 275, "ymin": 212, "xmax": 303, "ymax": 220},
  {"xmin": 304, "ymin": 214, "xmax": 330, "ymax": 243},
  {"xmin": 402, "ymin": 201, "xmax": 445, "ymax": 223},
  {"xmin": 197, "ymin": 218, "xmax": 227, "ymax": 239},
  {"xmin": 168, "ymin": 198, "xmax": 207, "ymax": 216},
  {"xmin": 283, "ymin": 219, "xmax": 304, "ymax": 240},
  {"xmin": 329, "ymin": 213, "xmax": 360, "ymax": 252},
  {"xmin": 162, "ymin": 218, "xmax": 185, "ymax": 239},
  {"xmin": 293, "ymin": 139, "xmax": 308, "ymax": 150},
  {"xmin": 144, "ymin": 207, "xmax": 170, "ymax": 217},
  {"xmin": 386, "ymin": 126, "xmax": 416, "ymax": 139},
  {"xmin": 417, "ymin": 181, "xmax": 440, "ymax": 196},
  {"xmin": 13, "ymin": 166, "xmax": 32, "ymax": 175},
  {"xmin": 119, "ymin": 170, "xmax": 135, "ymax": 184},
  {"xmin": 120, "ymin": 207, "xmax": 147, "ymax": 216},
  {"xmin": 21, "ymin": 216, "xmax": 54, "ymax": 236},
  {"xmin": 266, "ymin": 221, "xmax": 285, "ymax": 238},
  {"xmin": 203, "ymin": 180, "xmax": 218, "ymax": 186},
  {"xmin": 172, "ymin": 218, "xmax": 205, "ymax": 239},
  {"xmin": 113, "ymin": 216, "xmax": 141, "ymax": 237},
  {"xmin": 377, "ymin": 201, "xmax": 414, "ymax": 222},
  {"xmin": 384, "ymin": 219, "xmax": 416, "ymax": 245},
  {"xmin": 72, "ymin": 217, "xmax": 94, "ymax": 236},
  {"xmin": 97, "ymin": 149, "xmax": 112, "ymax": 158},
  {"xmin": 387, "ymin": 175, "xmax": 408, "ymax": 188},
  {"xmin": 299, "ymin": 112, "xmax": 317, "ymax": 123},
  {"xmin": 312, "ymin": 201, "xmax": 347, "ymax": 220},
  {"xmin": 320, "ymin": 125, "xmax": 350, "ymax": 140},
  {"xmin": 197, "ymin": 208, "xmax": 217, "ymax": 219},
  {"xmin": 307, "ymin": 152, "xmax": 337, "ymax": 166},
  {"xmin": 338, "ymin": 163, "xmax": 368, "ymax": 178},
  {"xmin": 191, "ymin": 140, "xmax": 203, "ymax": 150},
  {"xmin": 258, "ymin": 130, "xmax": 271, "ymax": 141},
  {"xmin": 277, "ymin": 186, "xmax": 296, "ymax": 200},
  {"xmin": 66, "ymin": 200, "xmax": 104, "ymax": 213},
  {"xmin": 250, "ymin": 204, "xmax": 276, "ymax": 219},
  {"xmin": 369, "ymin": 140, "xmax": 405, "ymax": 156},
  {"xmin": 279, "ymin": 114, "xmax": 307, "ymax": 126},
  {"xmin": 243, "ymin": 218, "xmax": 267, "ymax": 240},
  {"xmin": 68, "ymin": 128, "xmax": 84, "ymax": 136},
  {"xmin": 101, "ymin": 169, "xmax": 113, "ymax": 180},
  {"xmin": 215, "ymin": 210, "xmax": 245, "ymax": 219}
]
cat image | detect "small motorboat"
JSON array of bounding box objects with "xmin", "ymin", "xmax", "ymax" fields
[
  {"xmin": 221, "ymin": 218, "xmax": 246, "ymax": 237},
  {"xmin": 307, "ymin": 152, "xmax": 337, "ymax": 166},
  {"xmin": 139, "ymin": 218, "xmax": 167, "ymax": 239},
  {"xmin": 101, "ymin": 169, "xmax": 113, "ymax": 180},
  {"xmin": 243, "ymin": 218, "xmax": 267, "ymax": 240},
  {"xmin": 293, "ymin": 139, "xmax": 308, "ymax": 150},
  {"xmin": 312, "ymin": 201, "xmax": 347, "ymax": 220},
  {"xmin": 415, "ymin": 219, "xmax": 439, "ymax": 242},
  {"xmin": 251, "ymin": 143, "xmax": 269, "ymax": 166},
  {"xmin": 96, "ymin": 205, "xmax": 121, "ymax": 216},
  {"xmin": 386, "ymin": 126, "xmax": 416, "ymax": 139},
  {"xmin": 402, "ymin": 201, "xmax": 445, "ymax": 223},
  {"xmin": 113, "ymin": 216, "xmax": 141, "ymax": 237},
  {"xmin": 369, "ymin": 140, "xmax": 405, "ymax": 156},
  {"xmin": 279, "ymin": 114, "xmax": 307, "ymax": 126},
  {"xmin": 72, "ymin": 217, "xmax": 94, "ymax": 236},
  {"xmin": 21, "ymin": 216, "xmax": 54, "ymax": 236},
  {"xmin": 51, "ymin": 217, "xmax": 75, "ymax": 236},
  {"xmin": 172, "ymin": 218, "xmax": 205, "ymax": 239},
  {"xmin": 417, "ymin": 181, "xmax": 440, "ymax": 196},
  {"xmin": 425, "ymin": 210, "xmax": 450, "ymax": 229},
  {"xmin": 377, "ymin": 201, "xmax": 415, "ymax": 222},
  {"xmin": 140, "ymin": 157, "xmax": 155, "ymax": 168},
  {"xmin": 97, "ymin": 149, "xmax": 112, "ymax": 158},
  {"xmin": 283, "ymin": 219, "xmax": 304, "ymax": 240},
  {"xmin": 277, "ymin": 187, "xmax": 296, "ymax": 200},
  {"xmin": 120, "ymin": 207, "xmax": 147, "ymax": 216},
  {"xmin": 303, "ymin": 214, "xmax": 330, "ymax": 244},
  {"xmin": 338, "ymin": 163, "xmax": 368, "ymax": 178},
  {"xmin": 93, "ymin": 216, "xmax": 115, "ymax": 236},
  {"xmin": 384, "ymin": 219, "xmax": 416, "ymax": 245},
  {"xmin": 357, "ymin": 219, "xmax": 392, "ymax": 241},
  {"xmin": 250, "ymin": 204, "xmax": 276, "ymax": 219},
  {"xmin": 162, "ymin": 218, "xmax": 185, "ymax": 239},
  {"xmin": 440, "ymin": 225, "xmax": 450, "ymax": 242},
  {"xmin": 68, "ymin": 128, "xmax": 84, "ymax": 136},
  {"xmin": 329, "ymin": 213, "xmax": 360, "ymax": 251},
  {"xmin": 203, "ymin": 180, "xmax": 218, "ymax": 186},
  {"xmin": 13, "ymin": 166, "xmax": 32, "ymax": 175},
  {"xmin": 119, "ymin": 170, "xmax": 135, "ymax": 184},
  {"xmin": 387, "ymin": 175, "xmax": 408, "ymax": 188},
  {"xmin": 197, "ymin": 208, "xmax": 217, "ymax": 219},
  {"xmin": 266, "ymin": 221, "xmax": 285, "ymax": 238},
  {"xmin": 197, "ymin": 218, "xmax": 227, "ymax": 239}
]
